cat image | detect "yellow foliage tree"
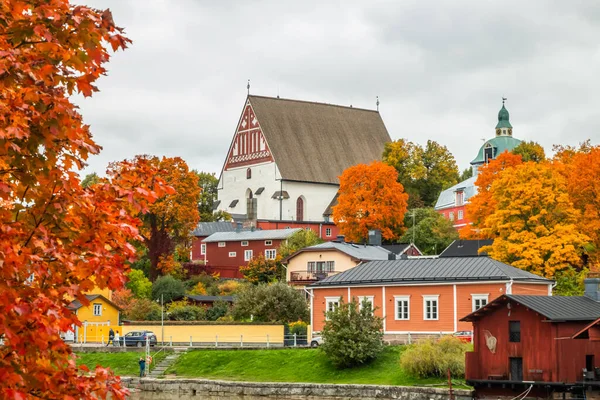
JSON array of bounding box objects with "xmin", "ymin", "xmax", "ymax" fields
[
  {"xmin": 333, "ymin": 161, "xmax": 409, "ymax": 242},
  {"xmin": 480, "ymin": 162, "xmax": 590, "ymax": 277}
]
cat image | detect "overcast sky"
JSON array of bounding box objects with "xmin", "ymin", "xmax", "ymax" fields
[{"xmin": 76, "ymin": 0, "xmax": 600, "ymax": 177}]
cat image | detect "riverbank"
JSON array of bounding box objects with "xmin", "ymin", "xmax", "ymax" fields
[
  {"xmin": 165, "ymin": 346, "xmax": 458, "ymax": 386},
  {"xmin": 123, "ymin": 378, "xmax": 473, "ymax": 400},
  {"xmin": 76, "ymin": 351, "xmax": 169, "ymax": 376}
]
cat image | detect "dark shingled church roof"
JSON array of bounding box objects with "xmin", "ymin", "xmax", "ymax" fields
[{"xmin": 249, "ymin": 95, "xmax": 391, "ymax": 185}]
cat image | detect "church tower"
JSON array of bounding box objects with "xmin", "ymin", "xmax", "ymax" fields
[{"xmin": 495, "ymin": 98, "xmax": 513, "ymax": 137}]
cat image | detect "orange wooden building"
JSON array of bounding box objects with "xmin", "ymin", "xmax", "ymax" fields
[{"xmin": 307, "ymin": 257, "xmax": 551, "ymax": 341}]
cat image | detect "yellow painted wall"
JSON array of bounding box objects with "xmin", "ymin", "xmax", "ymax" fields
[
  {"xmin": 76, "ymin": 325, "xmax": 122, "ymax": 344},
  {"xmin": 122, "ymin": 324, "xmax": 284, "ymax": 345},
  {"xmin": 77, "ymin": 296, "xmax": 120, "ymax": 326},
  {"xmin": 286, "ymin": 250, "xmax": 357, "ymax": 286}
]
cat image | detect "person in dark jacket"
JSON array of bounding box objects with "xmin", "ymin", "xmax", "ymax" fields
[
  {"xmin": 138, "ymin": 357, "xmax": 146, "ymax": 378},
  {"xmin": 106, "ymin": 328, "xmax": 115, "ymax": 346}
]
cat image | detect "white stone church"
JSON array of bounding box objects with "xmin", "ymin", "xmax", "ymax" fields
[{"xmin": 216, "ymin": 95, "xmax": 392, "ymax": 225}]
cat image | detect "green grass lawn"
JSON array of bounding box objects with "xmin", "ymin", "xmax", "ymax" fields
[
  {"xmin": 76, "ymin": 350, "xmax": 169, "ymax": 376},
  {"xmin": 165, "ymin": 346, "xmax": 452, "ymax": 386}
]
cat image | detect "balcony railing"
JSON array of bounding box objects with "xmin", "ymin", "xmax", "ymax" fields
[{"xmin": 289, "ymin": 271, "xmax": 339, "ymax": 282}]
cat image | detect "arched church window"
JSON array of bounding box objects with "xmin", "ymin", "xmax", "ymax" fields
[
  {"xmin": 296, "ymin": 197, "xmax": 304, "ymax": 221},
  {"xmin": 246, "ymin": 168, "xmax": 251, "ymax": 179}
]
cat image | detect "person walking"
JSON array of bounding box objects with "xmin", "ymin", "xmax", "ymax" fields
[
  {"xmin": 113, "ymin": 331, "xmax": 120, "ymax": 347},
  {"xmin": 106, "ymin": 328, "xmax": 115, "ymax": 346},
  {"xmin": 138, "ymin": 357, "xmax": 146, "ymax": 378}
]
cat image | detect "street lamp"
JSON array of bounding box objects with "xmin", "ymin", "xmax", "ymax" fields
[{"xmin": 156, "ymin": 294, "xmax": 164, "ymax": 346}]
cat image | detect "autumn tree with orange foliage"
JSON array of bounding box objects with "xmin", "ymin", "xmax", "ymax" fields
[
  {"xmin": 333, "ymin": 161, "xmax": 409, "ymax": 242},
  {"xmin": 459, "ymin": 151, "xmax": 523, "ymax": 239},
  {"xmin": 110, "ymin": 155, "xmax": 201, "ymax": 281},
  {"xmin": 240, "ymin": 253, "xmax": 283, "ymax": 284},
  {"xmin": 480, "ymin": 162, "xmax": 590, "ymax": 277},
  {"xmin": 0, "ymin": 2, "xmax": 177, "ymax": 396},
  {"xmin": 561, "ymin": 145, "xmax": 600, "ymax": 266}
]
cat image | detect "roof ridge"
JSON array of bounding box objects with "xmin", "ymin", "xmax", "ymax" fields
[{"xmin": 248, "ymin": 94, "xmax": 379, "ymax": 114}]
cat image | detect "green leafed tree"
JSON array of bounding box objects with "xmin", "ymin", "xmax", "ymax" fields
[
  {"xmin": 125, "ymin": 269, "xmax": 152, "ymax": 299},
  {"xmin": 459, "ymin": 167, "xmax": 473, "ymax": 182},
  {"xmin": 278, "ymin": 229, "xmax": 324, "ymax": 259},
  {"xmin": 401, "ymin": 208, "xmax": 458, "ymax": 255},
  {"xmin": 81, "ymin": 172, "xmax": 100, "ymax": 188},
  {"xmin": 512, "ymin": 140, "xmax": 546, "ymax": 163},
  {"xmin": 232, "ymin": 282, "xmax": 309, "ymax": 323},
  {"xmin": 321, "ymin": 297, "xmax": 384, "ymax": 369},
  {"xmin": 196, "ymin": 171, "xmax": 231, "ymax": 222},
  {"xmin": 151, "ymin": 275, "xmax": 186, "ymax": 303}
]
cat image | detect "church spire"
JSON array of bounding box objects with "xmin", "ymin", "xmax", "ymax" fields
[{"xmin": 495, "ymin": 97, "xmax": 513, "ymax": 136}]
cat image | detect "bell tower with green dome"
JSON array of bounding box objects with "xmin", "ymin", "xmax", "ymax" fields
[
  {"xmin": 470, "ymin": 98, "xmax": 521, "ymax": 176},
  {"xmin": 495, "ymin": 97, "xmax": 513, "ymax": 137}
]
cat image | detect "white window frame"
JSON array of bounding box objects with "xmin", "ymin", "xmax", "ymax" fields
[
  {"xmin": 449, "ymin": 212, "xmax": 454, "ymax": 221},
  {"xmin": 472, "ymin": 294, "xmax": 489, "ymax": 311},
  {"xmin": 458, "ymin": 210, "xmax": 464, "ymax": 220},
  {"xmin": 218, "ymin": 242, "xmax": 226, "ymax": 247},
  {"xmin": 93, "ymin": 303, "xmax": 102, "ymax": 316},
  {"xmin": 265, "ymin": 240, "xmax": 273, "ymax": 246},
  {"xmin": 394, "ymin": 295, "xmax": 410, "ymax": 320},
  {"xmin": 228, "ymin": 252, "xmax": 237, "ymax": 257},
  {"xmin": 423, "ymin": 295, "xmax": 439, "ymax": 321},
  {"xmin": 241, "ymin": 241, "xmax": 249, "ymax": 247},
  {"xmin": 200, "ymin": 243, "xmax": 206, "ymax": 255},
  {"xmin": 265, "ymin": 249, "xmax": 277, "ymax": 260},
  {"xmin": 325, "ymin": 296, "xmax": 341, "ymax": 319},
  {"xmin": 325, "ymin": 228, "xmax": 332, "ymax": 237},
  {"xmin": 357, "ymin": 296, "xmax": 374, "ymax": 312},
  {"xmin": 244, "ymin": 249, "xmax": 253, "ymax": 261}
]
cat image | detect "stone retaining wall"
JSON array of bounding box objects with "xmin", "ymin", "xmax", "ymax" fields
[{"xmin": 123, "ymin": 378, "xmax": 474, "ymax": 400}]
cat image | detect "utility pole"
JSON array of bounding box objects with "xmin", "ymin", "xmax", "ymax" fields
[
  {"xmin": 412, "ymin": 210, "xmax": 416, "ymax": 245},
  {"xmin": 161, "ymin": 294, "xmax": 164, "ymax": 346}
]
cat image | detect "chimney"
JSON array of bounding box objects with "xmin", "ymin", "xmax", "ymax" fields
[
  {"xmin": 336, "ymin": 235, "xmax": 345, "ymax": 243},
  {"xmin": 368, "ymin": 230, "xmax": 382, "ymax": 246},
  {"xmin": 584, "ymin": 278, "xmax": 600, "ymax": 301},
  {"xmin": 388, "ymin": 253, "xmax": 396, "ymax": 260},
  {"xmin": 235, "ymin": 222, "xmax": 242, "ymax": 233}
]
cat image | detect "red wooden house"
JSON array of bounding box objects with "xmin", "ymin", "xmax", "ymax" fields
[
  {"xmin": 200, "ymin": 228, "xmax": 301, "ymax": 278},
  {"xmin": 462, "ymin": 278, "xmax": 600, "ymax": 398}
]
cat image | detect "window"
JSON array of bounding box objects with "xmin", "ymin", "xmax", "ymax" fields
[
  {"xmin": 308, "ymin": 261, "xmax": 335, "ymax": 273},
  {"xmin": 326, "ymin": 228, "xmax": 332, "ymax": 237},
  {"xmin": 296, "ymin": 197, "xmax": 304, "ymax": 221},
  {"xmin": 509, "ymin": 321, "xmax": 521, "ymax": 342},
  {"xmin": 244, "ymin": 250, "xmax": 253, "ymax": 261},
  {"xmin": 456, "ymin": 191, "xmax": 464, "ymax": 206},
  {"xmin": 458, "ymin": 210, "xmax": 464, "ymax": 220},
  {"xmin": 246, "ymin": 168, "xmax": 251, "ymax": 179},
  {"xmin": 93, "ymin": 303, "xmax": 102, "ymax": 316},
  {"xmin": 218, "ymin": 242, "xmax": 226, "ymax": 247},
  {"xmin": 265, "ymin": 249, "xmax": 277, "ymax": 260},
  {"xmin": 423, "ymin": 295, "xmax": 439, "ymax": 320},
  {"xmin": 358, "ymin": 296, "xmax": 374, "ymax": 312},
  {"xmin": 325, "ymin": 297, "xmax": 341, "ymax": 319},
  {"xmin": 472, "ymin": 294, "xmax": 488, "ymax": 311},
  {"xmin": 395, "ymin": 296, "xmax": 410, "ymax": 320},
  {"xmin": 241, "ymin": 241, "xmax": 249, "ymax": 247},
  {"xmin": 228, "ymin": 252, "xmax": 236, "ymax": 257},
  {"xmin": 200, "ymin": 244, "xmax": 206, "ymax": 255},
  {"xmin": 265, "ymin": 240, "xmax": 273, "ymax": 246},
  {"xmin": 449, "ymin": 212, "xmax": 454, "ymax": 221}
]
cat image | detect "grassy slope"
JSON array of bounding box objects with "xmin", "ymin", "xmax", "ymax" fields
[
  {"xmin": 76, "ymin": 351, "xmax": 168, "ymax": 376},
  {"xmin": 165, "ymin": 346, "xmax": 449, "ymax": 386}
]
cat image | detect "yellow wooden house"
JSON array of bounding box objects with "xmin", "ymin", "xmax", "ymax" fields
[{"xmin": 67, "ymin": 293, "xmax": 122, "ymax": 343}]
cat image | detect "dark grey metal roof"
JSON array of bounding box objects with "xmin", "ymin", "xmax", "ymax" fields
[
  {"xmin": 192, "ymin": 221, "xmax": 237, "ymax": 237},
  {"xmin": 300, "ymin": 242, "xmax": 392, "ymax": 261},
  {"xmin": 382, "ymin": 243, "xmax": 421, "ymax": 256},
  {"xmin": 203, "ymin": 228, "xmax": 302, "ymax": 243},
  {"xmin": 506, "ymin": 295, "xmax": 600, "ymax": 321},
  {"xmin": 439, "ymin": 239, "xmax": 493, "ymax": 258},
  {"xmin": 308, "ymin": 257, "xmax": 551, "ymax": 287}
]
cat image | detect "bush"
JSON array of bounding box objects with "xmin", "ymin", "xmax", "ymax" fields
[
  {"xmin": 206, "ymin": 300, "xmax": 231, "ymax": 321},
  {"xmin": 185, "ymin": 273, "xmax": 220, "ymax": 296},
  {"xmin": 218, "ymin": 280, "xmax": 243, "ymax": 295},
  {"xmin": 321, "ymin": 298, "xmax": 384, "ymax": 369},
  {"xmin": 288, "ymin": 321, "xmax": 308, "ymax": 336},
  {"xmin": 232, "ymin": 282, "xmax": 309, "ymax": 323},
  {"xmin": 166, "ymin": 300, "xmax": 206, "ymax": 321},
  {"xmin": 239, "ymin": 254, "xmax": 282, "ymax": 284},
  {"xmin": 152, "ymin": 275, "xmax": 186, "ymax": 303},
  {"xmin": 124, "ymin": 298, "xmax": 162, "ymax": 321},
  {"xmin": 400, "ymin": 336, "xmax": 470, "ymax": 378}
]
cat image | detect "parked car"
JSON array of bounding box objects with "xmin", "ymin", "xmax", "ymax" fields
[
  {"xmin": 310, "ymin": 336, "xmax": 323, "ymax": 347},
  {"xmin": 119, "ymin": 331, "xmax": 157, "ymax": 347},
  {"xmin": 453, "ymin": 330, "xmax": 473, "ymax": 343}
]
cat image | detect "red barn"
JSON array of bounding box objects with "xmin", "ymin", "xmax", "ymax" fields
[
  {"xmin": 462, "ymin": 278, "xmax": 600, "ymax": 398},
  {"xmin": 201, "ymin": 228, "xmax": 301, "ymax": 278}
]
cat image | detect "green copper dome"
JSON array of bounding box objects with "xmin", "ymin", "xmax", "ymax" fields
[
  {"xmin": 496, "ymin": 104, "xmax": 512, "ymax": 129},
  {"xmin": 471, "ymin": 136, "xmax": 521, "ymax": 165}
]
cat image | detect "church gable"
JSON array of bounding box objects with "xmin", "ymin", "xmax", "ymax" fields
[{"xmin": 225, "ymin": 101, "xmax": 274, "ymax": 170}]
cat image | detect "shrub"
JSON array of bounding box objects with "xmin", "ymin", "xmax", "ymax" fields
[
  {"xmin": 185, "ymin": 273, "xmax": 220, "ymax": 295},
  {"xmin": 218, "ymin": 280, "xmax": 243, "ymax": 295},
  {"xmin": 232, "ymin": 282, "xmax": 309, "ymax": 323},
  {"xmin": 400, "ymin": 336, "xmax": 470, "ymax": 378},
  {"xmin": 288, "ymin": 321, "xmax": 308, "ymax": 336},
  {"xmin": 206, "ymin": 300, "xmax": 231, "ymax": 321},
  {"xmin": 321, "ymin": 298, "xmax": 384, "ymax": 368},
  {"xmin": 126, "ymin": 269, "xmax": 152, "ymax": 299},
  {"xmin": 152, "ymin": 275, "xmax": 186, "ymax": 303},
  {"xmin": 124, "ymin": 298, "xmax": 162, "ymax": 321},
  {"xmin": 239, "ymin": 254, "xmax": 282, "ymax": 284},
  {"xmin": 167, "ymin": 300, "xmax": 206, "ymax": 321},
  {"xmin": 188, "ymin": 282, "xmax": 208, "ymax": 295}
]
